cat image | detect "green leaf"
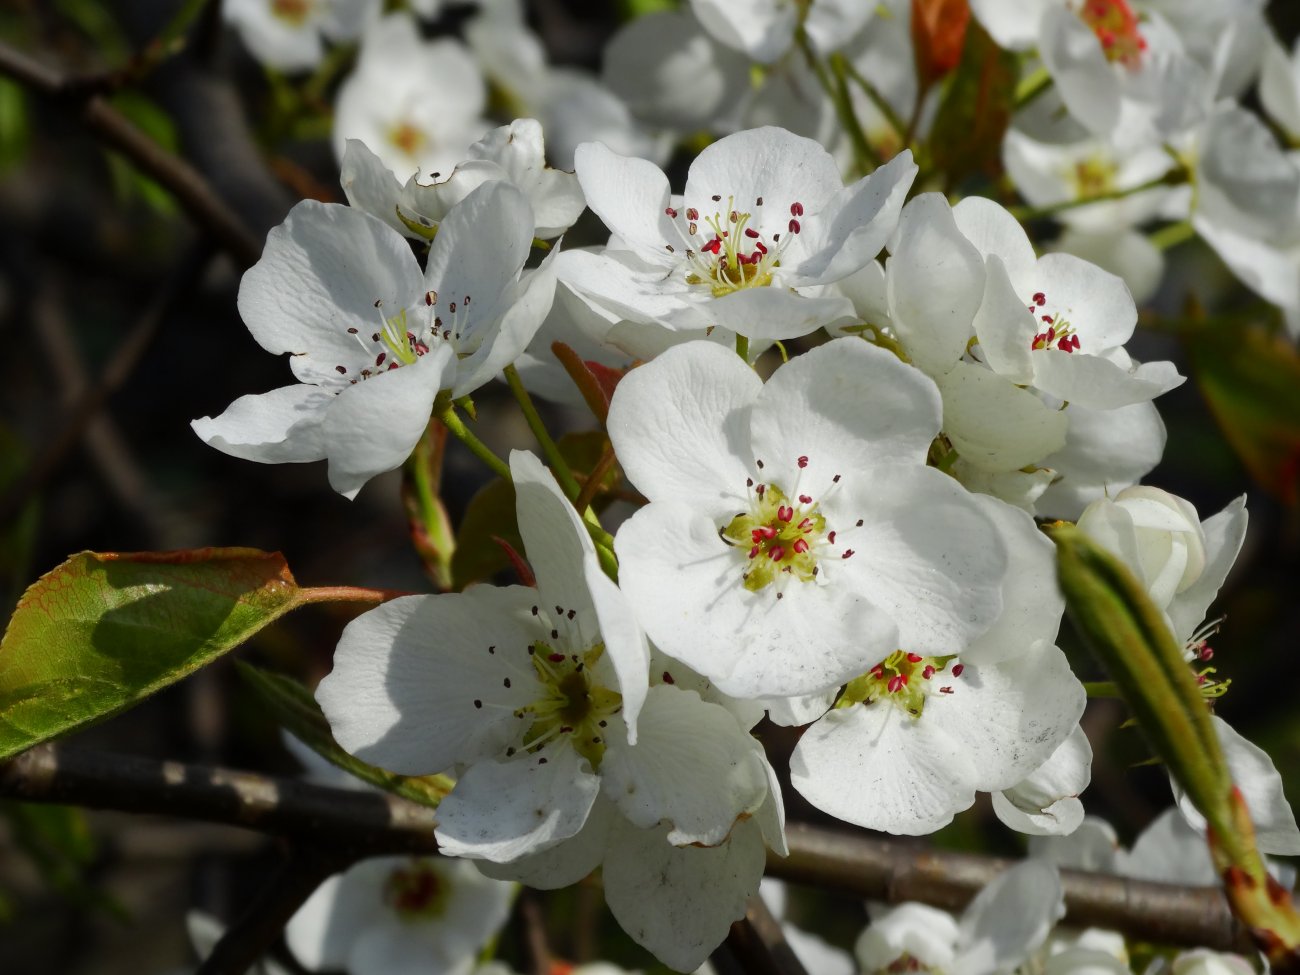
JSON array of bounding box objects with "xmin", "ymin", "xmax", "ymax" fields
[
  {"xmin": 0, "ymin": 548, "xmax": 395, "ymax": 760},
  {"xmin": 1187, "ymin": 325, "xmax": 1300, "ymax": 504},
  {"xmin": 237, "ymin": 662, "xmax": 451, "ymax": 808},
  {"xmin": 926, "ymin": 19, "xmax": 1017, "ymax": 186}
]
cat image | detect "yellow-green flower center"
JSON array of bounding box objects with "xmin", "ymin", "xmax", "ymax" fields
[
  {"xmin": 270, "ymin": 0, "xmax": 314, "ymax": 26},
  {"xmin": 723, "ymin": 484, "xmax": 828, "ymax": 592},
  {"xmin": 384, "ymin": 860, "xmax": 449, "ymax": 920},
  {"xmin": 837, "ymin": 649, "xmax": 963, "ymax": 719},
  {"xmin": 515, "ymin": 641, "xmax": 621, "ymax": 768},
  {"xmin": 675, "ymin": 195, "xmax": 803, "ymax": 297}
]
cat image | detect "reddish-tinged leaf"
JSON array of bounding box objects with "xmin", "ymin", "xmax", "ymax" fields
[
  {"xmin": 1189, "ymin": 326, "xmax": 1300, "ymax": 505},
  {"xmin": 0, "ymin": 548, "xmax": 394, "ymax": 759},
  {"xmin": 552, "ymin": 341, "xmax": 624, "ymax": 423},
  {"xmin": 927, "ymin": 18, "xmax": 1017, "ymax": 184},
  {"xmin": 912, "ymin": 0, "xmax": 971, "ymax": 84}
]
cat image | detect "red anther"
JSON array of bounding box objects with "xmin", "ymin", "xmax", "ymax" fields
[
  {"xmin": 827, "ymin": 531, "xmax": 836, "ymax": 543},
  {"xmin": 755, "ymin": 484, "xmax": 766, "ymax": 497},
  {"xmin": 887, "ymin": 674, "xmax": 907, "ymax": 693},
  {"xmin": 702, "ymin": 238, "xmax": 723, "ymax": 254},
  {"xmin": 335, "ymin": 365, "xmax": 347, "ymax": 374},
  {"xmin": 907, "ymin": 653, "xmax": 923, "ymax": 663},
  {"xmin": 745, "ymin": 227, "xmax": 760, "ymax": 238},
  {"xmin": 1046, "ymin": 326, "xmax": 1056, "ymax": 341},
  {"xmin": 788, "ymin": 218, "xmax": 801, "ymax": 234},
  {"xmin": 792, "ymin": 538, "xmax": 810, "ymax": 555},
  {"xmin": 662, "ymin": 670, "xmax": 675, "ymax": 684},
  {"xmin": 388, "ymin": 362, "xmax": 398, "ymax": 370},
  {"xmin": 1033, "ymin": 292, "xmax": 1046, "ymax": 306},
  {"xmin": 1197, "ymin": 674, "xmax": 1208, "ymax": 685},
  {"xmin": 797, "ymin": 455, "xmax": 809, "ymax": 468},
  {"xmin": 841, "ymin": 549, "xmax": 855, "ymax": 559},
  {"xmin": 790, "ymin": 202, "xmax": 804, "ymax": 216},
  {"xmin": 729, "ymin": 210, "xmax": 739, "ymax": 222},
  {"xmin": 548, "ymin": 653, "xmax": 565, "ymax": 662},
  {"xmin": 922, "ymin": 665, "xmax": 936, "ymax": 679},
  {"xmin": 870, "ymin": 664, "xmax": 884, "ymax": 678},
  {"xmin": 940, "ymin": 686, "xmax": 954, "ymax": 694},
  {"xmin": 1201, "ymin": 645, "xmax": 1215, "ymax": 661},
  {"xmin": 777, "ymin": 505, "xmax": 794, "ymax": 522},
  {"xmin": 768, "ymin": 545, "xmax": 785, "ymax": 561},
  {"xmin": 752, "ymin": 525, "xmax": 778, "ymax": 541},
  {"xmin": 798, "ymin": 518, "xmax": 813, "ymax": 530},
  {"xmin": 665, "ymin": 207, "xmax": 678, "ymax": 218},
  {"xmin": 749, "ymin": 545, "xmax": 761, "ymax": 559},
  {"xmin": 799, "ymin": 494, "xmax": 812, "ymax": 504},
  {"xmin": 1042, "ymin": 315, "xmax": 1053, "ymax": 324},
  {"xmin": 952, "ymin": 663, "xmax": 965, "ymax": 677},
  {"xmin": 755, "ymin": 241, "xmax": 768, "ymax": 254},
  {"xmin": 376, "ymin": 352, "xmax": 387, "ymax": 366},
  {"xmin": 686, "ymin": 207, "xmax": 699, "ymax": 221}
]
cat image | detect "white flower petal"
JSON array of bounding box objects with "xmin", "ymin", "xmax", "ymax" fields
[
  {"xmin": 887, "ymin": 193, "xmax": 985, "ymax": 376},
  {"xmin": 834, "ymin": 466, "xmax": 1006, "ymax": 657},
  {"xmin": 434, "ymin": 743, "xmax": 601, "ymax": 862},
  {"xmin": 603, "ymin": 815, "xmax": 766, "ymax": 972},
  {"xmin": 701, "ymin": 286, "xmax": 855, "ymax": 342},
  {"xmin": 601, "ymin": 685, "xmax": 768, "ymax": 846},
  {"xmin": 615, "ymin": 501, "xmax": 897, "ymax": 698},
  {"xmin": 1175, "ymin": 717, "xmax": 1300, "ymax": 856},
  {"xmin": 952, "ymin": 197, "xmax": 1039, "ymax": 286},
  {"xmin": 937, "ymin": 363, "xmax": 1068, "ymax": 476},
  {"xmin": 1124, "ymin": 808, "xmax": 1216, "ymax": 886},
  {"xmin": 748, "ymin": 337, "xmax": 942, "ymax": 494},
  {"xmin": 574, "ymin": 141, "xmax": 677, "ymax": 266},
  {"xmin": 324, "ymin": 344, "xmax": 453, "ymax": 499},
  {"xmin": 191, "ymin": 384, "xmax": 333, "ymax": 466},
  {"xmin": 1037, "ymin": 400, "xmax": 1166, "ymax": 520},
  {"xmin": 511, "ymin": 449, "xmax": 598, "ymax": 623},
  {"xmin": 1167, "ymin": 496, "xmax": 1247, "ymax": 645},
  {"xmin": 784, "ymin": 150, "xmax": 917, "ymax": 287},
  {"xmin": 317, "ymin": 588, "xmax": 540, "ymax": 775},
  {"xmin": 607, "ymin": 340, "xmax": 759, "ymax": 522},
  {"xmin": 1033, "ymin": 253, "xmax": 1138, "ymax": 353},
  {"xmin": 791, "ymin": 703, "xmax": 976, "ymax": 835},
  {"xmin": 286, "ymin": 864, "xmax": 389, "ymax": 970},
  {"xmin": 238, "ymin": 200, "xmax": 425, "ymax": 377},
  {"xmin": 973, "ymin": 255, "xmax": 1036, "ymax": 384},
  {"xmin": 953, "ymin": 860, "xmax": 1065, "ymax": 975},
  {"xmin": 1030, "ymin": 348, "xmax": 1174, "ymax": 410},
  {"xmin": 993, "ymin": 725, "xmax": 1093, "ymax": 836},
  {"xmin": 477, "ymin": 794, "xmax": 616, "ymax": 889}
]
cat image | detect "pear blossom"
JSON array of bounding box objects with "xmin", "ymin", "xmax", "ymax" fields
[
  {"xmin": 1261, "ymin": 34, "xmax": 1300, "ymax": 141},
  {"xmin": 855, "ymin": 861, "xmax": 1066, "ymax": 975},
  {"xmin": 192, "ymin": 182, "xmax": 553, "ymax": 498},
  {"xmin": 223, "ymin": 0, "xmax": 379, "ymax": 72},
  {"xmin": 479, "ymin": 740, "xmax": 788, "ymax": 973},
  {"xmin": 993, "ymin": 725, "xmax": 1094, "ymax": 836},
  {"xmin": 609, "ymin": 337, "xmax": 1009, "ymax": 700},
  {"xmin": 1141, "ymin": 0, "xmax": 1269, "ymax": 97},
  {"xmin": 789, "ymin": 494, "xmax": 1085, "ymax": 835},
  {"xmin": 562, "ymin": 127, "xmax": 917, "ymax": 342},
  {"xmin": 285, "ymin": 856, "xmax": 514, "ymax": 975},
  {"xmin": 689, "ymin": 0, "xmax": 875, "ymax": 64},
  {"xmin": 341, "ymin": 119, "xmax": 586, "ymax": 242},
  {"xmin": 334, "ymin": 14, "xmax": 489, "ymax": 180},
  {"xmin": 1076, "ymin": 487, "xmax": 1247, "ymax": 652},
  {"xmin": 319, "ymin": 451, "xmax": 770, "ymax": 867}
]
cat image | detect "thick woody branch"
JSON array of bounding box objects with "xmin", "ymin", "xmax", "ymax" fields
[
  {"xmin": 769, "ymin": 821, "xmax": 1256, "ymax": 954},
  {"xmin": 0, "ymin": 746, "xmax": 1262, "ymax": 953},
  {"xmin": 0, "ymin": 40, "xmax": 263, "ymax": 268},
  {"xmin": 0, "ymin": 745, "xmax": 438, "ymax": 857}
]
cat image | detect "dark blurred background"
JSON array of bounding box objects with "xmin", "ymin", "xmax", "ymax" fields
[{"xmin": 1, "ymin": 1, "xmax": 1299, "ymax": 972}]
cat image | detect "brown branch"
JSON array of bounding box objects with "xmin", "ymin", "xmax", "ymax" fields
[
  {"xmin": 769, "ymin": 821, "xmax": 1256, "ymax": 954},
  {"xmin": 197, "ymin": 845, "xmax": 349, "ymax": 975},
  {"xmin": 717, "ymin": 895, "xmax": 811, "ymax": 975},
  {"xmin": 0, "ymin": 745, "xmax": 439, "ymax": 857},
  {"xmin": 0, "ymin": 40, "xmax": 262, "ymax": 269},
  {"xmin": 0, "ymin": 745, "xmax": 1266, "ymax": 954}
]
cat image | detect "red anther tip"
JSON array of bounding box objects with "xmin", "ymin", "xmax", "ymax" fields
[
  {"xmin": 777, "ymin": 505, "xmax": 794, "ymax": 522},
  {"xmin": 792, "ymin": 538, "xmax": 809, "ymax": 555},
  {"xmin": 799, "ymin": 495, "xmax": 812, "ymax": 504},
  {"xmin": 745, "ymin": 227, "xmax": 760, "ymax": 238},
  {"xmin": 797, "ymin": 455, "xmax": 809, "ymax": 468},
  {"xmin": 548, "ymin": 653, "xmax": 565, "ymax": 662},
  {"xmin": 788, "ymin": 218, "xmax": 801, "ymax": 234},
  {"xmin": 769, "ymin": 545, "xmax": 785, "ymax": 561},
  {"xmin": 951, "ymin": 663, "xmax": 965, "ymax": 677},
  {"xmin": 922, "ymin": 665, "xmax": 936, "ymax": 679},
  {"xmin": 1033, "ymin": 292, "xmax": 1046, "ymax": 305},
  {"xmin": 790, "ymin": 202, "xmax": 804, "ymax": 216},
  {"xmin": 907, "ymin": 653, "xmax": 923, "ymax": 663}
]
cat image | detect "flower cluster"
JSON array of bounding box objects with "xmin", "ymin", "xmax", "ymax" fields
[{"xmin": 193, "ymin": 2, "xmax": 1300, "ymax": 971}]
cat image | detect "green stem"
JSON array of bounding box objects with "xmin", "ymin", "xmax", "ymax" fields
[
  {"xmin": 504, "ymin": 364, "xmax": 584, "ymax": 502},
  {"xmin": 1083, "ymin": 681, "xmax": 1123, "ymax": 698},
  {"xmin": 437, "ymin": 404, "xmax": 511, "ymax": 482},
  {"xmin": 1149, "ymin": 220, "xmax": 1196, "ymax": 252},
  {"xmin": 403, "ymin": 424, "xmax": 455, "ymax": 591},
  {"xmin": 1010, "ymin": 173, "xmax": 1184, "ymax": 221},
  {"xmin": 796, "ymin": 31, "xmax": 873, "ymax": 176},
  {"xmin": 841, "ymin": 58, "xmax": 908, "ymax": 146},
  {"xmin": 735, "ymin": 333, "xmax": 750, "ymax": 362},
  {"xmin": 1014, "ymin": 65, "xmax": 1052, "ymax": 109}
]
